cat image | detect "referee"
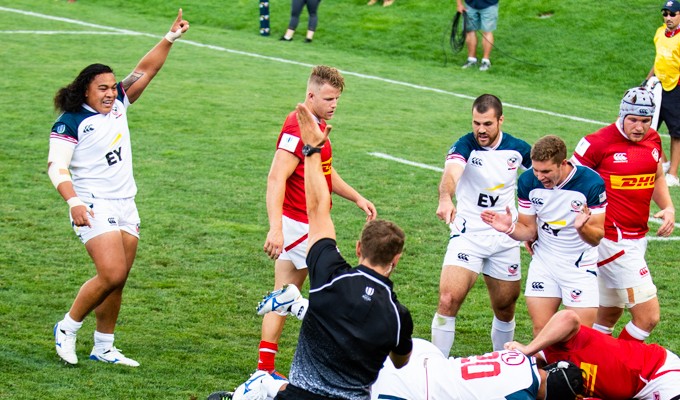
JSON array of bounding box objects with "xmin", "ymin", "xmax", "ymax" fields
[{"xmin": 276, "ymin": 103, "xmax": 413, "ymax": 400}]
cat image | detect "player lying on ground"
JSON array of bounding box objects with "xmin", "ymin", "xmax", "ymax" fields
[{"xmin": 207, "ymin": 285, "xmax": 584, "ymax": 400}]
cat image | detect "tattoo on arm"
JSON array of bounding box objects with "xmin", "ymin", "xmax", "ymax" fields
[{"xmin": 121, "ymin": 71, "xmax": 144, "ymax": 91}]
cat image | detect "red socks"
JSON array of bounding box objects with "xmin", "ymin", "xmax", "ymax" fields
[{"xmin": 258, "ymin": 340, "xmax": 278, "ymax": 372}]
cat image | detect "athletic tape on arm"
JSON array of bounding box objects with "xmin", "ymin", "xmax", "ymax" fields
[{"xmin": 47, "ymin": 140, "xmax": 75, "ymax": 189}]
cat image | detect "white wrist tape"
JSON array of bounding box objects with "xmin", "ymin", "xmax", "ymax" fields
[
  {"xmin": 164, "ymin": 29, "xmax": 183, "ymax": 43},
  {"xmin": 67, "ymin": 197, "xmax": 87, "ymax": 209}
]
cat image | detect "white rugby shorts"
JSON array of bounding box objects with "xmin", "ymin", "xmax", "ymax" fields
[
  {"xmin": 524, "ymin": 247, "xmax": 598, "ymax": 307},
  {"xmin": 71, "ymin": 197, "xmax": 140, "ymax": 244},
  {"xmin": 278, "ymin": 215, "xmax": 309, "ymax": 270},
  {"xmin": 443, "ymin": 233, "xmax": 521, "ymax": 281}
]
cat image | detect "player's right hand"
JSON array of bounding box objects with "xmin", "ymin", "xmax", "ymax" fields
[
  {"xmin": 263, "ymin": 230, "xmax": 284, "ymax": 259},
  {"xmin": 436, "ymin": 200, "xmax": 456, "ymax": 224},
  {"xmin": 70, "ymin": 204, "xmax": 93, "ymax": 227}
]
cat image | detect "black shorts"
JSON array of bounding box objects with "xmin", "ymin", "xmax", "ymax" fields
[
  {"xmin": 660, "ymin": 84, "xmax": 680, "ymax": 138},
  {"xmin": 274, "ymin": 384, "xmax": 340, "ymax": 400}
]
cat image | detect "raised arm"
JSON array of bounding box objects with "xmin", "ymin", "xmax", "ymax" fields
[
  {"xmin": 296, "ymin": 103, "xmax": 334, "ymax": 248},
  {"xmin": 122, "ymin": 8, "xmax": 189, "ymax": 103}
]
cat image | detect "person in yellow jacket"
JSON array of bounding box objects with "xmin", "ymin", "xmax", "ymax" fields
[{"xmin": 645, "ymin": 0, "xmax": 680, "ymax": 187}]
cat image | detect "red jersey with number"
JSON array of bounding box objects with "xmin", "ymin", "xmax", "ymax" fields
[
  {"xmin": 572, "ymin": 123, "xmax": 662, "ymax": 240},
  {"xmin": 544, "ymin": 325, "xmax": 667, "ymax": 399},
  {"xmin": 276, "ymin": 111, "xmax": 333, "ymax": 223}
]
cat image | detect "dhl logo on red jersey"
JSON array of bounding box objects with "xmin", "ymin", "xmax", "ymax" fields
[
  {"xmin": 609, "ymin": 174, "xmax": 655, "ymax": 190},
  {"xmin": 580, "ymin": 362, "xmax": 598, "ymax": 396},
  {"xmin": 322, "ymin": 157, "xmax": 332, "ymax": 175}
]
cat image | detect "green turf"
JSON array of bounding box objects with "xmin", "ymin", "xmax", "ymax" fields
[{"xmin": 1, "ymin": 1, "xmax": 679, "ymax": 398}]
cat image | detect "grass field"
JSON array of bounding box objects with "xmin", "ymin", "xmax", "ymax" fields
[{"xmin": 1, "ymin": 1, "xmax": 679, "ymax": 398}]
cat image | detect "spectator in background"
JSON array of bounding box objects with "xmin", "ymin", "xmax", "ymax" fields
[
  {"xmin": 571, "ymin": 87, "xmax": 675, "ymax": 342},
  {"xmin": 367, "ymin": 0, "xmax": 395, "ymax": 6},
  {"xmin": 280, "ymin": 0, "xmax": 321, "ymax": 43},
  {"xmin": 457, "ymin": 0, "xmax": 499, "ymax": 71},
  {"xmin": 645, "ymin": 0, "xmax": 680, "ymax": 187}
]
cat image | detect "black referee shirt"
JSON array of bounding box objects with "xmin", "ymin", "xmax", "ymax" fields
[{"xmin": 282, "ymin": 238, "xmax": 413, "ymax": 400}]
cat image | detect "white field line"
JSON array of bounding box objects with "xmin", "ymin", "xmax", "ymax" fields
[
  {"xmin": 4, "ymin": 6, "xmax": 677, "ymax": 239},
  {"xmin": 0, "ymin": 5, "xmax": 611, "ymax": 127},
  {"xmin": 4, "ymin": 5, "xmax": 673, "ymax": 140},
  {"xmin": 1, "ymin": 30, "xmax": 137, "ymax": 35}
]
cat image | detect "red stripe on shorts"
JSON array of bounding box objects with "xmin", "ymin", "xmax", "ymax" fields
[
  {"xmin": 596, "ymin": 250, "xmax": 625, "ymax": 268},
  {"xmin": 284, "ymin": 233, "xmax": 308, "ymax": 253}
]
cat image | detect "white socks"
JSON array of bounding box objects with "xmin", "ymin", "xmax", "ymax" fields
[
  {"xmin": 93, "ymin": 331, "xmax": 114, "ymax": 353},
  {"xmin": 491, "ymin": 316, "xmax": 515, "ymax": 351},
  {"xmin": 592, "ymin": 323, "xmax": 614, "ymax": 335},
  {"xmin": 60, "ymin": 312, "xmax": 83, "ymax": 333},
  {"xmin": 431, "ymin": 313, "xmax": 456, "ymax": 356}
]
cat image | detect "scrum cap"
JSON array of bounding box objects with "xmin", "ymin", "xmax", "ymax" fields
[
  {"xmin": 619, "ymin": 87, "xmax": 655, "ymax": 122},
  {"xmin": 543, "ymin": 361, "xmax": 585, "ymax": 400}
]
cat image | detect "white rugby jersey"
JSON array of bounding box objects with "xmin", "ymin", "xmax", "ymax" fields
[
  {"xmin": 445, "ymin": 132, "xmax": 532, "ymax": 234},
  {"xmin": 49, "ymin": 82, "xmax": 136, "ymax": 199},
  {"xmin": 371, "ymin": 339, "xmax": 540, "ymax": 400},
  {"xmin": 517, "ymin": 164, "xmax": 607, "ymax": 263}
]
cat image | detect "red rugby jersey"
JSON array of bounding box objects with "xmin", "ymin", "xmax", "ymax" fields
[
  {"xmin": 573, "ymin": 123, "xmax": 661, "ymax": 240},
  {"xmin": 276, "ymin": 110, "xmax": 333, "ymax": 223},
  {"xmin": 545, "ymin": 325, "xmax": 667, "ymax": 399}
]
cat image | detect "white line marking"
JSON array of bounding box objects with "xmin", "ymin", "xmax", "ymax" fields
[
  {"xmin": 648, "ymin": 217, "xmax": 680, "ymax": 229},
  {"xmin": 0, "ymin": 30, "xmax": 138, "ymax": 35},
  {"xmin": 368, "ymin": 152, "xmax": 443, "ymax": 172},
  {"xmin": 3, "ymin": 4, "xmax": 677, "ymax": 236},
  {"xmin": 0, "ymin": 5, "xmax": 614, "ymax": 127}
]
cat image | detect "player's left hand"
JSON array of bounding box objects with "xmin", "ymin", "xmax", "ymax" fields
[
  {"xmin": 574, "ymin": 204, "xmax": 591, "ymax": 231},
  {"xmin": 356, "ymin": 197, "xmax": 377, "ymax": 221},
  {"xmin": 654, "ymin": 208, "xmax": 675, "ymax": 237},
  {"xmin": 170, "ymin": 8, "xmax": 190, "ymax": 36}
]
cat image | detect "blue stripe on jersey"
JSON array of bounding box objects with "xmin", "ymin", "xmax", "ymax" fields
[
  {"xmin": 448, "ymin": 132, "xmax": 532, "ymax": 169},
  {"xmin": 52, "ymin": 109, "xmax": 98, "ymax": 141},
  {"xmin": 518, "ymin": 165, "xmax": 606, "ymax": 208},
  {"xmin": 377, "ymin": 396, "xmax": 408, "ymax": 400}
]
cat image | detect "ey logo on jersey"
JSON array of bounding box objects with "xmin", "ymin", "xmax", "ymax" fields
[
  {"xmin": 477, "ymin": 184, "xmax": 504, "ymax": 208},
  {"xmin": 105, "ymin": 133, "xmax": 124, "ymax": 166},
  {"xmin": 541, "ymin": 220, "xmax": 565, "ymax": 237},
  {"xmin": 610, "ymin": 174, "xmax": 655, "ymax": 190}
]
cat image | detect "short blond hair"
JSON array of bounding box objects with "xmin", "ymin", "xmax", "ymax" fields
[{"xmin": 308, "ymin": 65, "xmax": 345, "ymax": 92}]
